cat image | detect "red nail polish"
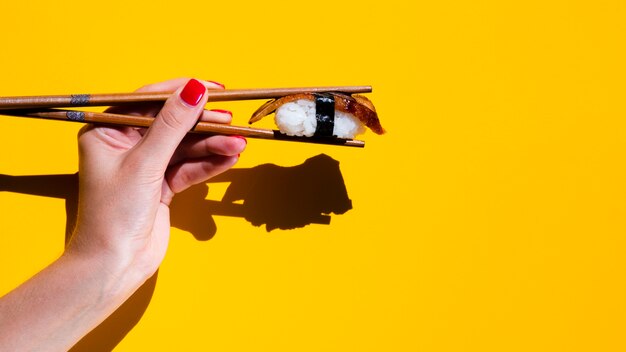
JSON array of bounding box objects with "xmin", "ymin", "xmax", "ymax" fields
[
  {"xmin": 210, "ymin": 109, "xmax": 233, "ymax": 117},
  {"xmin": 180, "ymin": 79, "xmax": 206, "ymax": 106},
  {"xmin": 207, "ymin": 80, "xmax": 225, "ymax": 89},
  {"xmin": 233, "ymin": 135, "xmax": 247, "ymax": 144}
]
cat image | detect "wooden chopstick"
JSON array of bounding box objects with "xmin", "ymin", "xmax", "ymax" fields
[
  {"xmin": 0, "ymin": 86, "xmax": 372, "ymax": 110},
  {"xmin": 0, "ymin": 109, "xmax": 365, "ymax": 148}
]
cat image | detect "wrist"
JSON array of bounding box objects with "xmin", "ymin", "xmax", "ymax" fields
[
  {"xmin": 62, "ymin": 241, "xmax": 152, "ymax": 301},
  {"xmin": 0, "ymin": 244, "xmax": 151, "ymax": 351},
  {"xmin": 66, "ymin": 226, "xmax": 162, "ymax": 283}
]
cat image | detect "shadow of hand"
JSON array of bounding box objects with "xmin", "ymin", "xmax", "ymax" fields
[
  {"xmin": 171, "ymin": 153, "xmax": 353, "ymax": 235},
  {"xmin": 0, "ymin": 153, "xmax": 353, "ymax": 350}
]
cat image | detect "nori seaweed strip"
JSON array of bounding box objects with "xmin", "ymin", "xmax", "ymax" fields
[{"xmin": 314, "ymin": 93, "xmax": 335, "ymax": 137}]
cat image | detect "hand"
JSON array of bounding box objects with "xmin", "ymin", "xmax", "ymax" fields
[
  {"xmin": 0, "ymin": 78, "xmax": 247, "ymax": 351},
  {"xmin": 67, "ymin": 78, "xmax": 247, "ymax": 281}
]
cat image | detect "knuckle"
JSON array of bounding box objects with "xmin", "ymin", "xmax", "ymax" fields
[
  {"xmin": 179, "ymin": 169, "xmax": 194, "ymax": 186},
  {"xmin": 200, "ymin": 160, "xmax": 216, "ymax": 175},
  {"xmin": 223, "ymin": 137, "xmax": 241, "ymax": 154},
  {"xmin": 76, "ymin": 125, "xmax": 96, "ymax": 151},
  {"xmin": 225, "ymin": 136, "xmax": 246, "ymax": 155},
  {"xmin": 136, "ymin": 83, "xmax": 153, "ymax": 92},
  {"xmin": 202, "ymin": 139, "xmax": 218, "ymax": 155},
  {"xmin": 137, "ymin": 77, "xmax": 190, "ymax": 93},
  {"xmin": 169, "ymin": 167, "xmax": 194, "ymax": 193},
  {"xmin": 158, "ymin": 106, "xmax": 187, "ymax": 132}
]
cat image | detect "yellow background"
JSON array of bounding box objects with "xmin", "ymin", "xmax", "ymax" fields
[{"xmin": 1, "ymin": 0, "xmax": 625, "ymax": 351}]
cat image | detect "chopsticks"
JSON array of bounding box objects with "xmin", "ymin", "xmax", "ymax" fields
[
  {"xmin": 0, "ymin": 85, "xmax": 372, "ymax": 148},
  {"xmin": 0, "ymin": 86, "xmax": 372, "ymax": 110},
  {"xmin": 1, "ymin": 109, "xmax": 366, "ymax": 148}
]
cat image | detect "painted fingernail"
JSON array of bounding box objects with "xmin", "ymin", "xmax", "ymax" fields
[
  {"xmin": 180, "ymin": 79, "xmax": 206, "ymax": 106},
  {"xmin": 210, "ymin": 109, "xmax": 233, "ymax": 117},
  {"xmin": 233, "ymin": 135, "xmax": 247, "ymax": 144},
  {"xmin": 206, "ymin": 80, "xmax": 225, "ymax": 89}
]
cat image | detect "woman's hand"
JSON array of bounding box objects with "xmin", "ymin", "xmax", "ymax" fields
[
  {"xmin": 67, "ymin": 78, "xmax": 247, "ymax": 280},
  {"xmin": 0, "ymin": 78, "xmax": 246, "ymax": 351}
]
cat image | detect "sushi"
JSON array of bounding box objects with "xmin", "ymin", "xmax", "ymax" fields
[{"xmin": 249, "ymin": 92, "xmax": 385, "ymax": 139}]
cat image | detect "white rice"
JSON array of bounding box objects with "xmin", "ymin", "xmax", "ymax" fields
[{"xmin": 275, "ymin": 99, "xmax": 365, "ymax": 139}]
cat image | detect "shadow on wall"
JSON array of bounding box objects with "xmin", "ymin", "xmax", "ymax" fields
[{"xmin": 0, "ymin": 153, "xmax": 352, "ymax": 351}]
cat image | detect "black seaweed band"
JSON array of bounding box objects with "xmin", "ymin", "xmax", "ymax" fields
[{"xmin": 314, "ymin": 93, "xmax": 335, "ymax": 137}]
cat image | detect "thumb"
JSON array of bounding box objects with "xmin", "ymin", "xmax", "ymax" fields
[{"xmin": 132, "ymin": 78, "xmax": 207, "ymax": 169}]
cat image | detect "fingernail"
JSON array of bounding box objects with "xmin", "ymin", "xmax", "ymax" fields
[
  {"xmin": 180, "ymin": 79, "xmax": 206, "ymax": 106},
  {"xmin": 233, "ymin": 135, "xmax": 247, "ymax": 144},
  {"xmin": 206, "ymin": 80, "xmax": 225, "ymax": 89},
  {"xmin": 210, "ymin": 109, "xmax": 233, "ymax": 117}
]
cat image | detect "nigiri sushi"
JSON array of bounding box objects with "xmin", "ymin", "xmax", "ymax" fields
[{"xmin": 249, "ymin": 92, "xmax": 385, "ymax": 139}]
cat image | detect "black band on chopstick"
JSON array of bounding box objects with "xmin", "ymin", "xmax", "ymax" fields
[
  {"xmin": 314, "ymin": 93, "xmax": 335, "ymax": 137},
  {"xmin": 66, "ymin": 111, "xmax": 85, "ymax": 122},
  {"xmin": 70, "ymin": 94, "xmax": 90, "ymax": 106}
]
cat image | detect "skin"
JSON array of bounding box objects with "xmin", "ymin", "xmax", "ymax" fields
[{"xmin": 0, "ymin": 78, "xmax": 247, "ymax": 351}]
